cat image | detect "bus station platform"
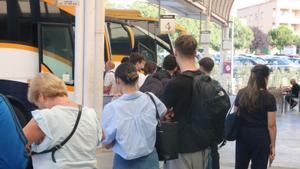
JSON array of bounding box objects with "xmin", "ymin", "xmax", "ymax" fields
[{"xmin": 96, "ymin": 109, "xmax": 300, "ymax": 169}]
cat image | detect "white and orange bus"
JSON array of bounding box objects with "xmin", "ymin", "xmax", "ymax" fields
[{"xmin": 0, "ymin": 0, "xmax": 178, "ymax": 126}]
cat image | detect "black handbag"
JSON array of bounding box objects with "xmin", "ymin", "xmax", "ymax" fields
[
  {"xmin": 224, "ymin": 106, "xmax": 240, "ymax": 141},
  {"xmin": 146, "ymin": 93, "xmax": 179, "ymax": 161}
]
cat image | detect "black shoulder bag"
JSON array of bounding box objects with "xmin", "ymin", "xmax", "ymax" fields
[
  {"xmin": 31, "ymin": 105, "xmax": 82, "ymax": 163},
  {"xmin": 224, "ymin": 104, "xmax": 240, "ymax": 141},
  {"xmin": 146, "ymin": 93, "xmax": 179, "ymax": 161}
]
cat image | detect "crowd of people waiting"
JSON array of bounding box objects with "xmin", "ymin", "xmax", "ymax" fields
[{"xmin": 20, "ymin": 35, "xmax": 300, "ymax": 169}]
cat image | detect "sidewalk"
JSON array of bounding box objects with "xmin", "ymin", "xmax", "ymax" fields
[{"xmin": 96, "ymin": 110, "xmax": 300, "ymax": 169}]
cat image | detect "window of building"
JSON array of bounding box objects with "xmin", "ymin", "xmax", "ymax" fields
[
  {"xmin": 107, "ymin": 22, "xmax": 132, "ymax": 55},
  {"xmin": 280, "ymin": 9, "xmax": 289, "ymax": 16},
  {"xmin": 261, "ymin": 12, "xmax": 264, "ymax": 19}
]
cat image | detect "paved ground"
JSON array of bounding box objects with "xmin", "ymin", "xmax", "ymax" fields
[{"xmin": 96, "ymin": 109, "xmax": 300, "ymax": 169}]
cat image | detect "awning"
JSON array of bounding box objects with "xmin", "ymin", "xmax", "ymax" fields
[{"xmin": 147, "ymin": 0, "xmax": 234, "ymax": 25}]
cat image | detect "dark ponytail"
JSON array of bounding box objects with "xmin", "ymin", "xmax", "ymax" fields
[
  {"xmin": 115, "ymin": 63, "xmax": 139, "ymax": 85},
  {"xmin": 239, "ymin": 64, "xmax": 270, "ymax": 112}
]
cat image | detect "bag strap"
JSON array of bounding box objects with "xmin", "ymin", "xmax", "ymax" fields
[
  {"xmin": 145, "ymin": 93, "xmax": 161, "ymax": 125},
  {"xmin": 32, "ymin": 105, "xmax": 82, "ymax": 163}
]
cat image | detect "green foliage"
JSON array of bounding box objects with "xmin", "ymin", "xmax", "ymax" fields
[
  {"xmin": 268, "ymin": 25, "xmax": 295, "ymax": 51},
  {"xmin": 294, "ymin": 35, "xmax": 300, "ymax": 53},
  {"xmin": 210, "ymin": 22, "xmax": 221, "ymax": 51},
  {"xmin": 130, "ymin": 2, "xmax": 160, "ymax": 18},
  {"xmin": 107, "ymin": 1, "xmax": 222, "ymax": 51},
  {"xmin": 233, "ymin": 17, "xmax": 254, "ymax": 50},
  {"xmin": 175, "ymin": 17, "xmax": 201, "ymax": 44},
  {"xmin": 251, "ymin": 27, "xmax": 269, "ymax": 53}
]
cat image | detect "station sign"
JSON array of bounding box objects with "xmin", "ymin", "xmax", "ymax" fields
[
  {"xmin": 160, "ymin": 15, "xmax": 176, "ymax": 34},
  {"xmin": 57, "ymin": 0, "xmax": 79, "ymax": 6},
  {"xmin": 200, "ymin": 30, "xmax": 210, "ymax": 44}
]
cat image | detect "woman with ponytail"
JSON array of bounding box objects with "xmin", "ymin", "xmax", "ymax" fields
[
  {"xmin": 234, "ymin": 64, "xmax": 277, "ymax": 169},
  {"xmin": 101, "ymin": 63, "xmax": 167, "ymax": 169}
]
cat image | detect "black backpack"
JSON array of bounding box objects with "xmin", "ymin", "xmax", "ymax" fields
[{"xmin": 183, "ymin": 72, "xmax": 231, "ymax": 147}]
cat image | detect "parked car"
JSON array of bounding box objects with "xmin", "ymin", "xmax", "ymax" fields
[
  {"xmin": 240, "ymin": 54, "xmax": 268, "ymax": 64},
  {"xmin": 289, "ymin": 57, "xmax": 300, "ymax": 64},
  {"xmin": 266, "ymin": 57, "xmax": 295, "ymax": 71},
  {"xmin": 234, "ymin": 56, "xmax": 258, "ymax": 65}
]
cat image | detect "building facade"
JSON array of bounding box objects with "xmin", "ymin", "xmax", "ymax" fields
[{"xmin": 238, "ymin": 0, "xmax": 300, "ymax": 35}]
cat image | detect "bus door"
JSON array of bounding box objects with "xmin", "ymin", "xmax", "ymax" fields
[
  {"xmin": 132, "ymin": 26, "xmax": 173, "ymax": 66},
  {"xmin": 38, "ymin": 22, "xmax": 75, "ymax": 87}
]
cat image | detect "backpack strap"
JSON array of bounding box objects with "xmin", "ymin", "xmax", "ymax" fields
[{"xmin": 32, "ymin": 105, "xmax": 82, "ymax": 163}]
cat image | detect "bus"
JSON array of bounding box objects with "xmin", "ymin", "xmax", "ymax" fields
[{"xmin": 0, "ymin": 0, "xmax": 176, "ymax": 126}]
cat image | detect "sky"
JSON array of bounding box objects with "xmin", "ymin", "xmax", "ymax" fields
[{"xmin": 108, "ymin": 0, "xmax": 265, "ymax": 16}]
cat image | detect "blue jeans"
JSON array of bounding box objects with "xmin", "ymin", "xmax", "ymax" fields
[{"xmin": 113, "ymin": 150, "xmax": 159, "ymax": 169}]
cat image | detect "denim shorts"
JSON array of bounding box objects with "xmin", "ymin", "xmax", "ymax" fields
[{"xmin": 113, "ymin": 150, "xmax": 159, "ymax": 169}]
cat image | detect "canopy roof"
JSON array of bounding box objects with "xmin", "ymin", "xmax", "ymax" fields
[{"xmin": 147, "ymin": 0, "xmax": 234, "ymax": 25}]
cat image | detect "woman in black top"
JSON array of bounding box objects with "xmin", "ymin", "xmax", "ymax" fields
[{"xmin": 234, "ymin": 65, "xmax": 277, "ymax": 169}]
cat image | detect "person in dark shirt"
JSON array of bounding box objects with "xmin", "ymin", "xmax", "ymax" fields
[
  {"xmin": 140, "ymin": 61, "xmax": 163, "ymax": 98},
  {"xmin": 285, "ymin": 79, "xmax": 300, "ymax": 108},
  {"xmin": 199, "ymin": 57, "xmax": 215, "ymax": 76},
  {"xmin": 198, "ymin": 57, "xmax": 221, "ymax": 169},
  {"xmin": 154, "ymin": 54, "xmax": 178, "ymax": 89},
  {"xmin": 162, "ymin": 35, "xmax": 210, "ymax": 169},
  {"xmin": 234, "ymin": 65, "xmax": 277, "ymax": 169}
]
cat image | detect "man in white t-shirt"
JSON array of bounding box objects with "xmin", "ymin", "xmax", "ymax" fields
[
  {"xmin": 129, "ymin": 53, "xmax": 146, "ymax": 87},
  {"xmin": 104, "ymin": 61, "xmax": 116, "ymax": 96}
]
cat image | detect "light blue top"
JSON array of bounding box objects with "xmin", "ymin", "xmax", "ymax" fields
[
  {"xmin": 31, "ymin": 105, "xmax": 101, "ymax": 169},
  {"xmin": 102, "ymin": 91, "xmax": 167, "ymax": 160}
]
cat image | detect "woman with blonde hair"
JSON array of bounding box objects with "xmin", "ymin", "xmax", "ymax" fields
[{"xmin": 23, "ymin": 73, "xmax": 101, "ymax": 169}]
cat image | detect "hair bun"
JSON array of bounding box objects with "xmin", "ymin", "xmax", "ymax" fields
[{"xmin": 127, "ymin": 72, "xmax": 139, "ymax": 82}]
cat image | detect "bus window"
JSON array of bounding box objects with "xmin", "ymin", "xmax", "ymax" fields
[
  {"xmin": 107, "ymin": 22, "xmax": 132, "ymax": 55},
  {"xmin": 156, "ymin": 45, "xmax": 170, "ymax": 66},
  {"xmin": 18, "ymin": 0, "xmax": 31, "ymax": 16},
  {"xmin": 138, "ymin": 43, "xmax": 155, "ymax": 62},
  {"xmin": 39, "ymin": 24, "xmax": 74, "ymax": 85},
  {"xmin": 0, "ymin": 0, "xmax": 7, "ymax": 40},
  {"xmin": 132, "ymin": 27, "xmax": 157, "ymax": 62},
  {"xmin": 16, "ymin": 0, "xmax": 33, "ymax": 45}
]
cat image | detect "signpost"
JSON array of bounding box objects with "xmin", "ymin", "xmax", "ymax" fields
[
  {"xmin": 160, "ymin": 15, "xmax": 176, "ymax": 34},
  {"xmin": 200, "ymin": 30, "xmax": 211, "ymax": 44}
]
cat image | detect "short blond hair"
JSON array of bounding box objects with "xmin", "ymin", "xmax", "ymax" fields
[{"xmin": 28, "ymin": 73, "xmax": 68, "ymax": 103}]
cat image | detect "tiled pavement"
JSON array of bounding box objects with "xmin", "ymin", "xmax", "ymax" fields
[{"xmin": 96, "ymin": 109, "xmax": 300, "ymax": 169}]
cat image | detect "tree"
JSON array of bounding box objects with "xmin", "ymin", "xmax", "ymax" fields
[
  {"xmin": 130, "ymin": 2, "xmax": 160, "ymax": 18},
  {"xmin": 294, "ymin": 35, "xmax": 300, "ymax": 54},
  {"xmin": 210, "ymin": 22, "xmax": 221, "ymax": 51},
  {"xmin": 251, "ymin": 27, "xmax": 269, "ymax": 54},
  {"xmin": 268, "ymin": 25, "xmax": 295, "ymax": 53},
  {"xmin": 234, "ymin": 17, "xmax": 254, "ymax": 51}
]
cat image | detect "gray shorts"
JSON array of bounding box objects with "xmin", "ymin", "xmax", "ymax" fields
[{"xmin": 163, "ymin": 149, "xmax": 210, "ymax": 169}]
